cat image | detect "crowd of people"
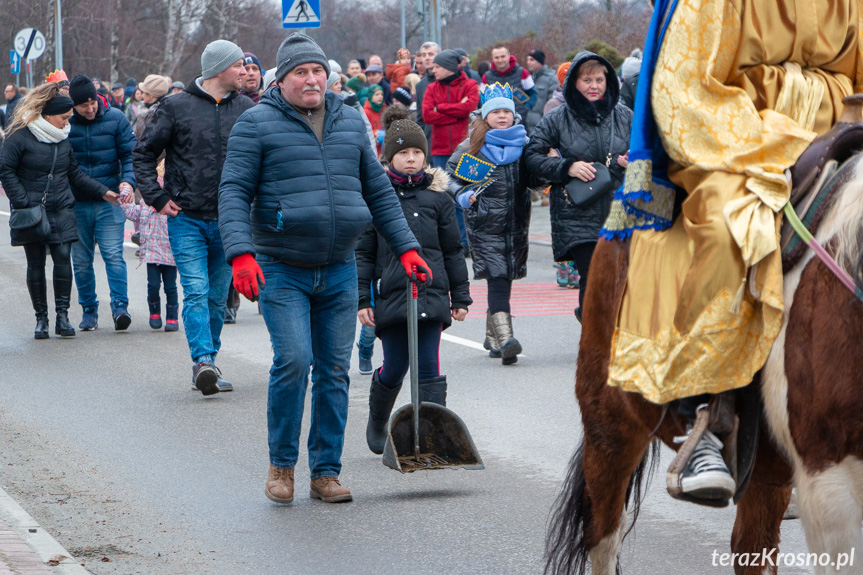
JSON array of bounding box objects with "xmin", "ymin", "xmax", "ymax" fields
[{"xmin": 0, "ymin": 33, "xmax": 644, "ymax": 503}]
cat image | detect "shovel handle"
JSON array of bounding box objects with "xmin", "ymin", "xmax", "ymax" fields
[
  {"xmin": 410, "ymin": 266, "xmax": 419, "ymax": 298},
  {"xmin": 407, "ymin": 270, "xmax": 421, "ymax": 458}
]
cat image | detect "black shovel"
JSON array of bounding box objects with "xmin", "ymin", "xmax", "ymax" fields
[{"xmin": 382, "ymin": 270, "xmax": 484, "ymax": 473}]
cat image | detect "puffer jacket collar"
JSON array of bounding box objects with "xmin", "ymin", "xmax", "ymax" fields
[
  {"xmin": 390, "ymin": 168, "xmax": 450, "ymax": 197},
  {"xmin": 563, "ymin": 51, "xmax": 620, "ymax": 124}
]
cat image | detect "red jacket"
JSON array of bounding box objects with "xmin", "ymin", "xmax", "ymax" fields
[
  {"xmin": 421, "ymin": 71, "xmax": 480, "ymax": 157},
  {"xmin": 364, "ymin": 100, "xmax": 386, "ymax": 156}
]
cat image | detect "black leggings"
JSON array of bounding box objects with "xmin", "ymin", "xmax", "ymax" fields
[
  {"xmin": 147, "ymin": 263, "xmax": 179, "ymax": 306},
  {"xmin": 23, "ymin": 242, "xmax": 73, "ymax": 313},
  {"xmin": 377, "ymin": 321, "xmax": 442, "ymax": 389},
  {"xmin": 563, "ymin": 242, "xmax": 597, "ymax": 310},
  {"xmin": 487, "ymin": 277, "xmax": 512, "ymax": 314}
]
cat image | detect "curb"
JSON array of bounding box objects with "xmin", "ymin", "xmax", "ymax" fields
[{"xmin": 0, "ymin": 485, "xmax": 91, "ymax": 575}]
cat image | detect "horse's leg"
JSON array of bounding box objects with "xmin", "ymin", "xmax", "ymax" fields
[
  {"xmin": 731, "ymin": 426, "xmax": 792, "ymax": 575},
  {"xmin": 795, "ymin": 462, "xmax": 863, "ymax": 575}
]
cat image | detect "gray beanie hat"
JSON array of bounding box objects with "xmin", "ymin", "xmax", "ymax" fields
[
  {"xmin": 262, "ymin": 68, "xmax": 278, "ymax": 90},
  {"xmin": 276, "ymin": 33, "xmax": 330, "ymax": 83},
  {"xmin": 201, "ymin": 40, "xmax": 244, "ymax": 80},
  {"xmin": 326, "ymin": 71, "xmax": 341, "ymax": 89},
  {"xmin": 433, "ymin": 49, "xmax": 461, "ymax": 73}
]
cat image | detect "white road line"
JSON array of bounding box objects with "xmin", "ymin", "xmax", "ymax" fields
[
  {"xmin": 0, "ymin": 210, "xmax": 9, "ymax": 216},
  {"xmin": 441, "ymin": 332, "xmax": 526, "ymax": 357}
]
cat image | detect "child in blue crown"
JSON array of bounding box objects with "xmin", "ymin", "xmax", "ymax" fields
[{"xmin": 446, "ymin": 83, "xmax": 532, "ymax": 366}]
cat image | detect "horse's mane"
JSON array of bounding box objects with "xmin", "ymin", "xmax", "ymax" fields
[{"xmin": 821, "ymin": 154, "xmax": 863, "ymax": 289}]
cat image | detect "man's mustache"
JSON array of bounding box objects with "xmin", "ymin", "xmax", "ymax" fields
[{"xmin": 302, "ymin": 85, "xmax": 321, "ymax": 93}]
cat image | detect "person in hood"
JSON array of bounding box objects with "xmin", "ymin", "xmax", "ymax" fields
[
  {"xmin": 67, "ymin": 75, "xmax": 137, "ymax": 332},
  {"xmin": 525, "ymin": 51, "xmax": 633, "ymax": 321},
  {"xmin": 133, "ymin": 39, "xmax": 254, "ymax": 396},
  {"xmin": 217, "ymin": 33, "xmax": 428, "ymax": 506}
]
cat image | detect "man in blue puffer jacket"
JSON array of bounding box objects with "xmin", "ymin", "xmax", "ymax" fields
[
  {"xmin": 219, "ymin": 33, "xmax": 430, "ymax": 505},
  {"xmin": 68, "ymin": 75, "xmax": 137, "ymax": 331}
]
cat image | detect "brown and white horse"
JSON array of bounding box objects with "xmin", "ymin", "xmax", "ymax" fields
[{"xmin": 545, "ymin": 159, "xmax": 863, "ymax": 575}]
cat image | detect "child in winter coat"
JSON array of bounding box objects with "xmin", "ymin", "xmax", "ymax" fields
[
  {"xmin": 386, "ymin": 48, "xmax": 413, "ymax": 91},
  {"xmin": 356, "ymin": 107, "xmax": 472, "ymax": 455},
  {"xmin": 363, "ymin": 85, "xmax": 387, "ymax": 157},
  {"xmin": 120, "ymin": 195, "xmax": 178, "ymax": 331}
]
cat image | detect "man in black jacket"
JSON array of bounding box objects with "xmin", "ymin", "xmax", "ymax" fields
[
  {"xmin": 219, "ymin": 33, "xmax": 428, "ymax": 505},
  {"xmin": 3, "ymin": 84, "xmax": 23, "ymax": 129},
  {"xmin": 133, "ymin": 39, "xmax": 253, "ymax": 395}
]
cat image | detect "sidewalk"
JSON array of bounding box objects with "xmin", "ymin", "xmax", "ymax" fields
[{"xmin": 0, "ymin": 486, "xmax": 90, "ymax": 575}]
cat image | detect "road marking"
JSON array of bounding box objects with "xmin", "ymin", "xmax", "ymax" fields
[
  {"xmin": 441, "ymin": 333, "xmax": 526, "ymax": 357},
  {"xmin": 0, "ymin": 210, "xmax": 9, "ymax": 216}
]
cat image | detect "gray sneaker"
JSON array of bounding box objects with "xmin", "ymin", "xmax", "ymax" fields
[
  {"xmin": 191, "ymin": 366, "xmax": 232, "ymax": 393},
  {"xmin": 192, "ymin": 361, "xmax": 219, "ymax": 396},
  {"xmin": 679, "ymin": 430, "xmax": 736, "ymax": 501}
]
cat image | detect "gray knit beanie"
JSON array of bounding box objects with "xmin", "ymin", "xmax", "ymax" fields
[
  {"xmin": 201, "ymin": 40, "xmax": 244, "ymax": 80},
  {"xmin": 276, "ymin": 33, "xmax": 330, "ymax": 83},
  {"xmin": 433, "ymin": 50, "xmax": 461, "ymax": 73}
]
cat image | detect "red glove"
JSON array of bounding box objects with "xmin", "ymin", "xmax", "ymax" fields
[
  {"xmin": 232, "ymin": 254, "xmax": 265, "ymax": 302},
  {"xmin": 399, "ymin": 249, "xmax": 432, "ymax": 283}
]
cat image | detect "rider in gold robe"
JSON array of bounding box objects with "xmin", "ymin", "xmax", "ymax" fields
[{"xmin": 601, "ymin": 0, "xmax": 863, "ymax": 501}]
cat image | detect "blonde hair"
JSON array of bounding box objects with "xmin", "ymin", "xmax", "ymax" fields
[
  {"xmin": 467, "ymin": 115, "xmax": 492, "ymax": 156},
  {"xmin": 576, "ymin": 59, "xmax": 606, "ymax": 79},
  {"xmin": 404, "ymin": 73, "xmax": 421, "ymax": 94},
  {"xmin": 6, "ymin": 82, "xmax": 62, "ymax": 137}
]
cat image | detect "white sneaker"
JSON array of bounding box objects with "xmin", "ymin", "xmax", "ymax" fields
[{"xmin": 679, "ymin": 430, "xmax": 736, "ymax": 501}]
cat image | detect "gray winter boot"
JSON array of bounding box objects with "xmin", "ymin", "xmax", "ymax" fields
[
  {"xmin": 483, "ymin": 311, "xmax": 501, "ymax": 358},
  {"xmin": 490, "ymin": 311, "xmax": 521, "ymax": 365},
  {"xmin": 418, "ymin": 376, "xmax": 447, "ymax": 406},
  {"xmin": 366, "ymin": 368, "xmax": 402, "ymax": 454}
]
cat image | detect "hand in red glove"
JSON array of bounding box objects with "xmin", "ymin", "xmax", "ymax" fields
[
  {"xmin": 232, "ymin": 254, "xmax": 265, "ymax": 302},
  {"xmin": 399, "ymin": 249, "xmax": 432, "ymax": 283}
]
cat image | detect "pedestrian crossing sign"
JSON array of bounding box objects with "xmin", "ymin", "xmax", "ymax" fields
[{"xmin": 283, "ymin": 0, "xmax": 321, "ymax": 28}]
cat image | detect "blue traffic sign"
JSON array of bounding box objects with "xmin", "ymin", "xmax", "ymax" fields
[
  {"xmin": 10, "ymin": 50, "xmax": 20, "ymax": 74},
  {"xmin": 282, "ymin": 0, "xmax": 320, "ymax": 28}
]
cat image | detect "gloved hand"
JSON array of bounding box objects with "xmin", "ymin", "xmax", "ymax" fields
[
  {"xmin": 232, "ymin": 253, "xmax": 265, "ymax": 302},
  {"xmin": 399, "ymin": 249, "xmax": 432, "ymax": 283}
]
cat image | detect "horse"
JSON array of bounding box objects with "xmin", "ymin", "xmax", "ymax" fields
[{"xmin": 544, "ymin": 155, "xmax": 863, "ymax": 575}]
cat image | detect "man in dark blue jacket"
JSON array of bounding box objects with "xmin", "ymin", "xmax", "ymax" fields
[
  {"xmin": 219, "ymin": 33, "xmax": 429, "ymax": 505},
  {"xmin": 68, "ymin": 75, "xmax": 137, "ymax": 331}
]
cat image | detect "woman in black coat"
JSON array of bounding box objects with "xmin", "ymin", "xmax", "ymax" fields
[
  {"xmin": 525, "ymin": 51, "xmax": 633, "ymax": 321},
  {"xmin": 446, "ymin": 88, "xmax": 531, "ymax": 365},
  {"xmin": 0, "ymin": 83, "xmax": 118, "ymax": 339},
  {"xmin": 356, "ymin": 110, "xmax": 471, "ymax": 454}
]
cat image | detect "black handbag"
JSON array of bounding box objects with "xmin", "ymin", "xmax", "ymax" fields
[
  {"xmin": 562, "ymin": 111, "xmax": 617, "ymax": 208},
  {"xmin": 9, "ymin": 146, "xmax": 57, "ymax": 244}
]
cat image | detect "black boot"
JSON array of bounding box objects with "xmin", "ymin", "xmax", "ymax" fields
[
  {"xmin": 54, "ymin": 273, "xmax": 76, "ymax": 338},
  {"xmin": 418, "ymin": 376, "xmax": 447, "ymax": 407},
  {"xmin": 148, "ymin": 299, "xmax": 162, "ymax": 329},
  {"xmin": 27, "ymin": 273, "xmax": 49, "ymax": 340},
  {"xmin": 366, "ymin": 368, "xmax": 402, "ymax": 454},
  {"xmin": 165, "ymin": 303, "xmax": 179, "ymax": 332}
]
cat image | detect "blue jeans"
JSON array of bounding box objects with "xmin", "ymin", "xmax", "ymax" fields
[
  {"xmin": 357, "ymin": 288, "xmax": 375, "ymax": 360},
  {"xmin": 257, "ymin": 255, "xmax": 357, "ymax": 478},
  {"xmin": 167, "ymin": 213, "xmax": 231, "ymax": 362},
  {"xmin": 432, "ymin": 155, "xmax": 468, "ymax": 248},
  {"xmin": 71, "ymin": 201, "xmax": 128, "ymax": 312}
]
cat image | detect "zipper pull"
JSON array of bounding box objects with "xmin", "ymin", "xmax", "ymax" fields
[{"xmin": 308, "ymin": 110, "xmax": 315, "ymax": 125}]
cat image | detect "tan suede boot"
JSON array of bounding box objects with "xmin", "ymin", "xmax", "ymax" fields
[
  {"xmin": 265, "ymin": 464, "xmax": 294, "ymax": 504},
  {"xmin": 310, "ymin": 477, "xmax": 353, "ymax": 503}
]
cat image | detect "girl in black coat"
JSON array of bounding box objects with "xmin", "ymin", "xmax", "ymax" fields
[
  {"xmin": 446, "ymin": 85, "xmax": 531, "ymax": 365},
  {"xmin": 356, "ymin": 109, "xmax": 472, "ymax": 455},
  {"xmin": 525, "ymin": 51, "xmax": 633, "ymax": 321},
  {"xmin": 0, "ymin": 83, "xmax": 119, "ymax": 339}
]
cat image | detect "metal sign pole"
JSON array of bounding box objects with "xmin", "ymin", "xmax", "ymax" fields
[
  {"xmin": 55, "ymin": 0, "xmax": 63, "ymax": 70},
  {"xmin": 400, "ymin": 0, "xmax": 406, "ymax": 52}
]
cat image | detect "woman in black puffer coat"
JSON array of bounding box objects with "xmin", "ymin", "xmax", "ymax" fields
[
  {"xmin": 0, "ymin": 83, "xmax": 117, "ymax": 339},
  {"xmin": 446, "ymin": 90, "xmax": 531, "ymax": 365},
  {"xmin": 356, "ymin": 109, "xmax": 472, "ymax": 455},
  {"xmin": 525, "ymin": 51, "xmax": 633, "ymax": 321}
]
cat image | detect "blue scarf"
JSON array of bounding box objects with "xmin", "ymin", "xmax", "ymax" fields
[
  {"xmin": 600, "ymin": 0, "xmax": 681, "ymax": 240},
  {"xmin": 481, "ymin": 125, "xmax": 526, "ymax": 166}
]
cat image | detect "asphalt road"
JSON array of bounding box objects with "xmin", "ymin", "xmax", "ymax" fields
[{"xmin": 0, "ymin": 199, "xmax": 811, "ymax": 575}]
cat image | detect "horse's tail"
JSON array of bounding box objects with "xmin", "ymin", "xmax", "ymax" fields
[
  {"xmin": 544, "ymin": 440, "xmax": 590, "ymax": 575},
  {"xmin": 544, "ymin": 438, "xmax": 661, "ymax": 575}
]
